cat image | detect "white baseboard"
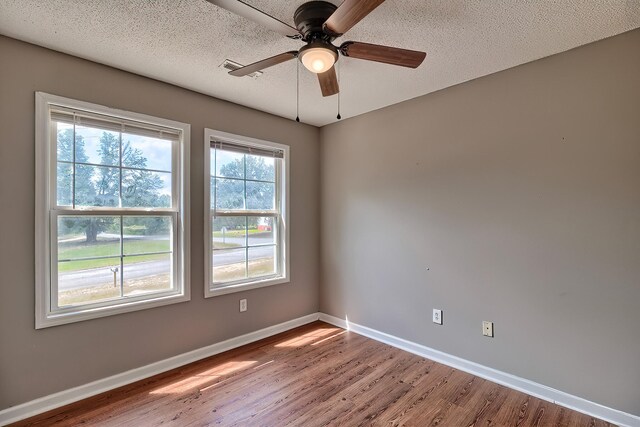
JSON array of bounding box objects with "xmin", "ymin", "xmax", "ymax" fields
[
  {"xmin": 0, "ymin": 313, "xmax": 320, "ymax": 426},
  {"xmin": 3, "ymin": 312, "xmax": 637, "ymax": 427},
  {"xmin": 318, "ymin": 313, "xmax": 639, "ymax": 427}
]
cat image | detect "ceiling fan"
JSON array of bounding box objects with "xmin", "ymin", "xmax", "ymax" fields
[{"xmin": 207, "ymin": 0, "xmax": 427, "ymax": 97}]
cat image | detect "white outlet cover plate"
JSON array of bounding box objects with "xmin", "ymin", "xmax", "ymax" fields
[
  {"xmin": 483, "ymin": 321, "xmax": 494, "ymax": 337},
  {"xmin": 433, "ymin": 309, "xmax": 442, "ymax": 325},
  {"xmin": 239, "ymin": 299, "xmax": 247, "ymax": 312}
]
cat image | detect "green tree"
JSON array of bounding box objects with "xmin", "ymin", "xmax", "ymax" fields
[
  {"xmin": 121, "ymin": 140, "xmax": 166, "ymax": 208},
  {"xmin": 94, "ymin": 132, "xmax": 120, "ymax": 207},
  {"xmin": 57, "ymin": 128, "xmax": 98, "ymax": 240},
  {"xmin": 82, "ymin": 132, "xmax": 120, "ymax": 243},
  {"xmin": 217, "ymin": 155, "xmax": 274, "ymax": 209},
  {"xmin": 216, "ymin": 155, "xmax": 275, "ymax": 229},
  {"xmin": 83, "ymin": 133, "xmax": 169, "ymax": 241},
  {"xmin": 56, "ymin": 128, "xmax": 95, "ymax": 205}
]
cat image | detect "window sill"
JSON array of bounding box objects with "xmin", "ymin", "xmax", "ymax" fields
[
  {"xmin": 36, "ymin": 292, "xmax": 190, "ymax": 329},
  {"xmin": 205, "ymin": 276, "xmax": 290, "ymax": 298}
]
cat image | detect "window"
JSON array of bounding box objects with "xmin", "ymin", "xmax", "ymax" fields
[
  {"xmin": 35, "ymin": 93, "xmax": 190, "ymax": 328},
  {"xmin": 204, "ymin": 129, "xmax": 289, "ymax": 297}
]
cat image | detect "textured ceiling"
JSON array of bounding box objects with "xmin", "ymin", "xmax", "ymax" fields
[{"xmin": 1, "ymin": 1, "xmax": 639, "ymax": 126}]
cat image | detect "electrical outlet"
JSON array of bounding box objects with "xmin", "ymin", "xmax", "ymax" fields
[
  {"xmin": 239, "ymin": 299, "xmax": 247, "ymax": 312},
  {"xmin": 433, "ymin": 309, "xmax": 442, "ymax": 325},
  {"xmin": 482, "ymin": 321, "xmax": 494, "ymax": 337}
]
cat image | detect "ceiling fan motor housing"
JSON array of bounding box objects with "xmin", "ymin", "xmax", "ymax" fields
[{"xmin": 294, "ymin": 1, "xmax": 338, "ymax": 41}]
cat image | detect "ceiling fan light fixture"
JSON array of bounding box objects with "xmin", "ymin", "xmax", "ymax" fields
[{"xmin": 299, "ymin": 42, "xmax": 338, "ymax": 74}]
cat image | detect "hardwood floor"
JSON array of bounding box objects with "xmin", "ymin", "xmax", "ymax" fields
[{"xmin": 12, "ymin": 321, "xmax": 612, "ymax": 426}]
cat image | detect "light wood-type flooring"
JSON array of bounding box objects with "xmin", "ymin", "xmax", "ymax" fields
[{"xmin": 12, "ymin": 321, "xmax": 612, "ymax": 426}]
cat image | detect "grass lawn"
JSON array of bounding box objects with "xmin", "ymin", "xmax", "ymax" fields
[
  {"xmin": 213, "ymin": 242, "xmax": 242, "ymax": 250},
  {"xmin": 58, "ymin": 273, "xmax": 171, "ymax": 306},
  {"xmin": 212, "ymin": 257, "xmax": 274, "ymax": 283},
  {"xmin": 58, "ymin": 239, "xmax": 170, "ymax": 272},
  {"xmin": 212, "ymin": 229, "xmax": 269, "ymax": 237}
]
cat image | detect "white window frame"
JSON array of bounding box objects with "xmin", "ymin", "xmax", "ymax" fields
[
  {"xmin": 204, "ymin": 129, "xmax": 290, "ymax": 297},
  {"xmin": 35, "ymin": 92, "xmax": 191, "ymax": 328}
]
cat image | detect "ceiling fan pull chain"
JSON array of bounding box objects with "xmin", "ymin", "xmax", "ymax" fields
[
  {"xmin": 296, "ymin": 60, "xmax": 300, "ymax": 123},
  {"xmin": 337, "ymin": 61, "xmax": 342, "ymax": 120}
]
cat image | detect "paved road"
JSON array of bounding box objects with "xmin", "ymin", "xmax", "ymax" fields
[
  {"xmin": 59, "ymin": 259, "xmax": 168, "ymax": 290},
  {"xmin": 59, "ymin": 243, "xmax": 274, "ymax": 290}
]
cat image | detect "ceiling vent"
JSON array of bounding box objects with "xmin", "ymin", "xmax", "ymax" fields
[{"xmin": 219, "ymin": 59, "xmax": 263, "ymax": 78}]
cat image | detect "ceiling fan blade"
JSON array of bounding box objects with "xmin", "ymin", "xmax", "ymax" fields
[
  {"xmin": 323, "ymin": 0, "xmax": 386, "ymax": 36},
  {"xmin": 317, "ymin": 66, "xmax": 339, "ymax": 97},
  {"xmin": 206, "ymin": 0, "xmax": 301, "ymax": 38},
  {"xmin": 340, "ymin": 41, "xmax": 426, "ymax": 68},
  {"xmin": 228, "ymin": 51, "xmax": 298, "ymax": 76}
]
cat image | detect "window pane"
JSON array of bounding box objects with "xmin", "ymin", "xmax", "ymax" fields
[
  {"xmin": 56, "ymin": 162, "xmax": 73, "ymax": 206},
  {"xmin": 122, "ymin": 134, "xmax": 172, "ymax": 172},
  {"xmin": 77, "ymin": 126, "xmax": 120, "ymax": 166},
  {"xmin": 248, "ymin": 246, "xmax": 276, "ymax": 278},
  {"xmin": 215, "ymin": 178, "xmax": 244, "ymax": 209},
  {"xmin": 123, "ymin": 216, "xmax": 171, "ymax": 255},
  {"xmin": 58, "ymin": 216, "xmax": 121, "ymax": 258},
  {"xmin": 246, "ymin": 155, "xmax": 275, "ymax": 182},
  {"xmin": 213, "ymin": 216, "xmax": 246, "ymax": 249},
  {"xmin": 123, "ymin": 253, "xmax": 172, "ymax": 296},
  {"xmin": 57, "ymin": 216, "xmax": 122, "ymax": 306},
  {"xmin": 215, "ymin": 150, "xmax": 244, "ymax": 179},
  {"xmin": 76, "ymin": 164, "xmax": 119, "ymax": 207},
  {"xmin": 58, "ymin": 258, "xmax": 121, "ymax": 307},
  {"xmin": 122, "ymin": 169, "xmax": 171, "ymax": 208},
  {"xmin": 213, "ymin": 248, "xmax": 246, "ymax": 283},
  {"xmin": 246, "ymin": 181, "xmax": 275, "ymax": 210},
  {"xmin": 55, "ymin": 122, "xmax": 74, "ymax": 162},
  {"xmin": 248, "ymin": 217, "xmax": 276, "ymax": 246}
]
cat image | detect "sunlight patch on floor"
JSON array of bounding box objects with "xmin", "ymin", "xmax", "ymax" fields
[
  {"xmin": 150, "ymin": 360, "xmax": 257, "ymax": 394},
  {"xmin": 275, "ymin": 327, "xmax": 342, "ymax": 347},
  {"xmin": 312, "ymin": 330, "xmax": 346, "ymax": 346}
]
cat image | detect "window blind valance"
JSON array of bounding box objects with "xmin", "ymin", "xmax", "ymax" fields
[
  {"xmin": 211, "ymin": 140, "xmax": 285, "ymax": 159},
  {"xmin": 50, "ymin": 107, "xmax": 181, "ymax": 141}
]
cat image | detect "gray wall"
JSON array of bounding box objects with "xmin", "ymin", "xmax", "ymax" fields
[
  {"xmin": 320, "ymin": 29, "xmax": 640, "ymax": 416},
  {"xmin": 0, "ymin": 36, "xmax": 320, "ymax": 410}
]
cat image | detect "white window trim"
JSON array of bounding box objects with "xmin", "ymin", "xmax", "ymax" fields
[
  {"xmin": 204, "ymin": 129, "xmax": 290, "ymax": 298},
  {"xmin": 35, "ymin": 92, "xmax": 191, "ymax": 329}
]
